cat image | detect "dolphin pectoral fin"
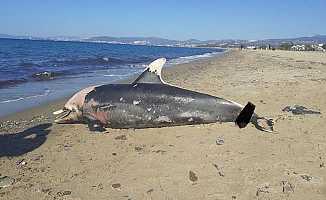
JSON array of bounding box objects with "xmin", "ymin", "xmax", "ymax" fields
[
  {"xmin": 84, "ymin": 115, "xmax": 106, "ymax": 132},
  {"xmin": 235, "ymin": 102, "xmax": 255, "ymax": 128},
  {"xmin": 87, "ymin": 120, "xmax": 106, "ymax": 132},
  {"xmin": 132, "ymin": 58, "xmax": 166, "ymax": 85}
]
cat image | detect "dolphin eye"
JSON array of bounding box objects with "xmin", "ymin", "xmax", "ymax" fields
[{"xmin": 71, "ymin": 106, "xmax": 81, "ymax": 113}]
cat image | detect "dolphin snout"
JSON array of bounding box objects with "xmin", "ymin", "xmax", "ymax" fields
[{"xmin": 53, "ymin": 108, "xmax": 79, "ymax": 124}]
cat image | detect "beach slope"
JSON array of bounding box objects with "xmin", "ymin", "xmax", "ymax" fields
[{"xmin": 1, "ymin": 50, "xmax": 326, "ymax": 199}]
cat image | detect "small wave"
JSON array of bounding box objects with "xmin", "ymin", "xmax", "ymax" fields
[
  {"xmin": 51, "ymin": 57, "xmax": 128, "ymax": 66},
  {"xmin": 19, "ymin": 62, "xmax": 41, "ymax": 67},
  {"xmin": 0, "ymin": 89, "xmax": 51, "ymax": 104},
  {"xmin": 128, "ymin": 63, "xmax": 148, "ymax": 68},
  {"xmin": 0, "ymin": 79, "xmax": 28, "ymax": 89},
  {"xmin": 0, "ymin": 97, "xmax": 24, "ymax": 103},
  {"xmin": 167, "ymin": 52, "xmax": 221, "ymax": 65},
  {"xmin": 103, "ymin": 73, "xmax": 137, "ymax": 77}
]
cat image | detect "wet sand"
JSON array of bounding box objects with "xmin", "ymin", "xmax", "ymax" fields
[{"xmin": 1, "ymin": 50, "xmax": 326, "ymax": 199}]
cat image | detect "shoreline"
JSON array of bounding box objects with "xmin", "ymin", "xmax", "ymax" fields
[{"xmin": 1, "ymin": 49, "xmax": 326, "ymax": 199}]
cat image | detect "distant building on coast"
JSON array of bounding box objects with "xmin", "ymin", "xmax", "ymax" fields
[
  {"xmin": 246, "ymin": 46, "xmax": 257, "ymax": 50},
  {"xmin": 290, "ymin": 44, "xmax": 325, "ymax": 51},
  {"xmin": 290, "ymin": 45, "xmax": 305, "ymax": 51},
  {"xmin": 315, "ymin": 44, "xmax": 326, "ymax": 51}
]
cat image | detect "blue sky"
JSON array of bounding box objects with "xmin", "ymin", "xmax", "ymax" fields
[{"xmin": 0, "ymin": 0, "xmax": 325, "ymax": 40}]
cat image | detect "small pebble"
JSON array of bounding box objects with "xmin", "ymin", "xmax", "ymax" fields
[
  {"xmin": 256, "ymin": 183, "xmax": 270, "ymax": 196},
  {"xmin": 57, "ymin": 190, "xmax": 72, "ymax": 196},
  {"xmin": 134, "ymin": 146, "xmax": 143, "ymax": 151},
  {"xmin": 282, "ymin": 181, "xmax": 294, "ymax": 193},
  {"xmin": 115, "ymin": 135, "xmax": 127, "ymax": 140},
  {"xmin": 301, "ymin": 175, "xmax": 313, "ymax": 181},
  {"xmin": 0, "ymin": 176, "xmax": 14, "ymax": 188},
  {"xmin": 16, "ymin": 159, "xmax": 27, "ymax": 166},
  {"xmin": 147, "ymin": 188, "xmax": 154, "ymax": 193},
  {"xmin": 112, "ymin": 183, "xmax": 121, "ymax": 189},
  {"xmin": 189, "ymin": 170, "xmax": 198, "ymax": 182},
  {"xmin": 216, "ymin": 137, "xmax": 224, "ymax": 145},
  {"xmin": 63, "ymin": 191, "xmax": 72, "ymax": 195},
  {"xmin": 213, "ymin": 164, "xmax": 225, "ymax": 177}
]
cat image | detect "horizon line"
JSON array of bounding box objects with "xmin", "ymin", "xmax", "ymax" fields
[{"xmin": 1, "ymin": 32, "xmax": 326, "ymax": 42}]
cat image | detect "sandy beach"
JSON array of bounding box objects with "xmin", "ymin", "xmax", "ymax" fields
[{"xmin": 1, "ymin": 49, "xmax": 326, "ymax": 199}]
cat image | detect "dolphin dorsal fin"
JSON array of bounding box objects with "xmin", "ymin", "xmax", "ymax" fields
[{"xmin": 132, "ymin": 58, "xmax": 166, "ymax": 85}]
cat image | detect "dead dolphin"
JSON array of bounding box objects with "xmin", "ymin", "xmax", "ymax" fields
[{"xmin": 54, "ymin": 58, "xmax": 273, "ymax": 132}]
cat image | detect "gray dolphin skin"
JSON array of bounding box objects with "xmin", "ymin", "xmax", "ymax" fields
[{"xmin": 54, "ymin": 58, "xmax": 273, "ymax": 132}]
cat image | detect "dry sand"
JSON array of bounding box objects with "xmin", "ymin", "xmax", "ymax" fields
[{"xmin": 1, "ymin": 50, "xmax": 326, "ymax": 199}]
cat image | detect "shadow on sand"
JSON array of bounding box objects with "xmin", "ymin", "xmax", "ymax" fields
[{"xmin": 0, "ymin": 123, "xmax": 52, "ymax": 157}]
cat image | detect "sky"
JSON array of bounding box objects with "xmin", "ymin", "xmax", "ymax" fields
[{"xmin": 0, "ymin": 0, "xmax": 325, "ymax": 40}]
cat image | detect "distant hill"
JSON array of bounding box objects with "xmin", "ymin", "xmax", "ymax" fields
[
  {"xmin": 258, "ymin": 35, "xmax": 326, "ymax": 45},
  {"xmin": 85, "ymin": 36, "xmax": 181, "ymax": 46},
  {"xmin": 0, "ymin": 34, "xmax": 44, "ymax": 40},
  {"xmin": 45, "ymin": 36, "xmax": 83, "ymax": 41},
  {"xmin": 1, "ymin": 33, "xmax": 325, "ymax": 47},
  {"xmin": 0, "ymin": 34, "xmax": 13, "ymax": 38}
]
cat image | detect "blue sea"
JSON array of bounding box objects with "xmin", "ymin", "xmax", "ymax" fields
[{"xmin": 0, "ymin": 38, "xmax": 224, "ymax": 117}]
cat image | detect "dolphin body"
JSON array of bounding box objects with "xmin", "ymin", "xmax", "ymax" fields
[{"xmin": 54, "ymin": 58, "xmax": 273, "ymax": 132}]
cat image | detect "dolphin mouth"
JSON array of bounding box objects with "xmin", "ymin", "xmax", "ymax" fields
[{"xmin": 53, "ymin": 108, "xmax": 72, "ymax": 123}]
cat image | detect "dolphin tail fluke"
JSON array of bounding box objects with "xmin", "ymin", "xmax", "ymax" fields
[
  {"xmin": 235, "ymin": 102, "xmax": 274, "ymax": 132},
  {"xmin": 235, "ymin": 102, "xmax": 255, "ymax": 128}
]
